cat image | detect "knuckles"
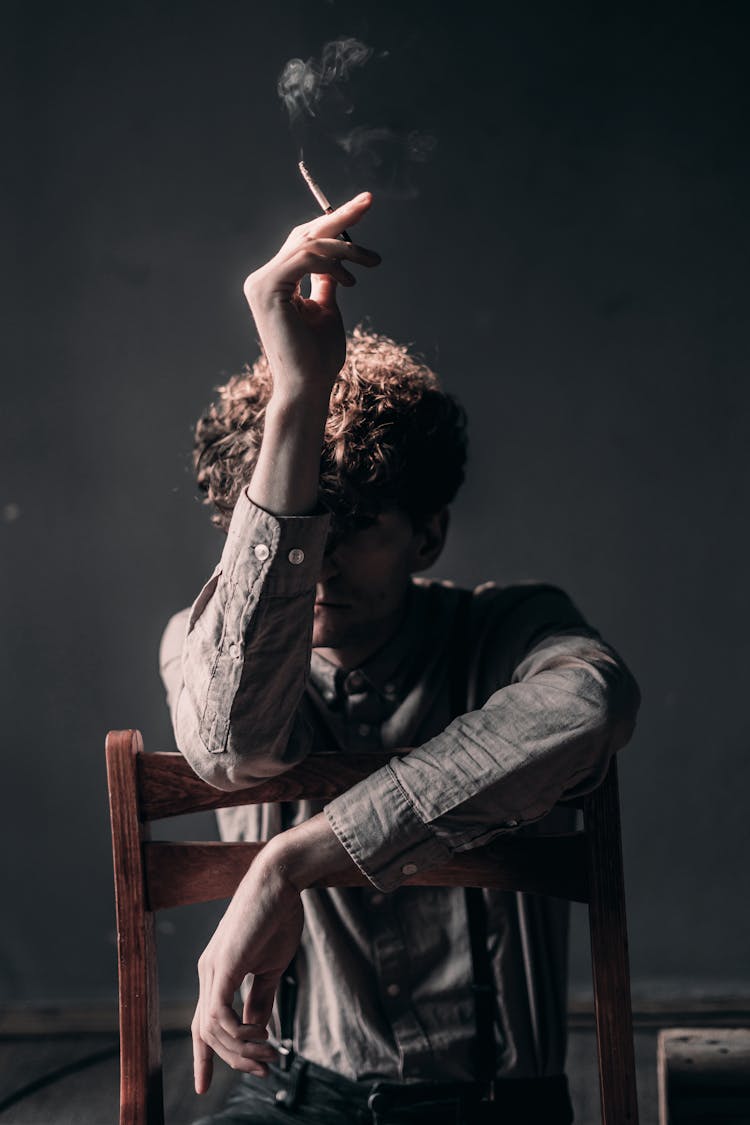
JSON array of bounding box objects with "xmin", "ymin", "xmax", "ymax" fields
[{"xmin": 242, "ymin": 273, "xmax": 261, "ymax": 301}]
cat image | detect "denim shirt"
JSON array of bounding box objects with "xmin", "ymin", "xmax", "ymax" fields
[{"xmin": 159, "ymin": 488, "xmax": 640, "ymax": 1083}]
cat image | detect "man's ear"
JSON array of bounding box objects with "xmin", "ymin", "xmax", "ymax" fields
[{"xmin": 411, "ymin": 508, "xmax": 450, "ymax": 573}]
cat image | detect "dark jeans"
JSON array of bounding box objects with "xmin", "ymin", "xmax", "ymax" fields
[{"xmin": 231, "ymin": 1053, "xmax": 574, "ymax": 1125}]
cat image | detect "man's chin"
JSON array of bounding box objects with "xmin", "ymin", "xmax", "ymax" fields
[
  {"xmin": 312, "ymin": 610, "xmax": 358, "ymax": 650},
  {"xmin": 312, "ymin": 623, "xmax": 347, "ymax": 649}
]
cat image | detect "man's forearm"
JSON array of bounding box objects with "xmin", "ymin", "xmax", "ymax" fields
[
  {"xmin": 247, "ymin": 392, "xmax": 330, "ymax": 516},
  {"xmin": 260, "ymin": 811, "xmax": 362, "ymax": 891}
]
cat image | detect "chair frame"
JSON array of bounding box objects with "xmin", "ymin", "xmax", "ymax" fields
[{"xmin": 106, "ymin": 728, "xmax": 639, "ymax": 1125}]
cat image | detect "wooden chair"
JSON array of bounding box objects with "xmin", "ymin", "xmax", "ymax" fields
[{"xmin": 106, "ymin": 728, "xmax": 640, "ymax": 1125}]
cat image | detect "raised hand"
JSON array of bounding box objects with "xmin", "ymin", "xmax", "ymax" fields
[{"xmin": 242, "ymin": 192, "xmax": 380, "ymax": 404}]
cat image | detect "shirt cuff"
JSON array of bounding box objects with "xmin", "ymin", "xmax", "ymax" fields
[
  {"xmin": 324, "ymin": 762, "xmax": 454, "ymax": 894},
  {"xmin": 220, "ymin": 487, "xmax": 331, "ymax": 598}
]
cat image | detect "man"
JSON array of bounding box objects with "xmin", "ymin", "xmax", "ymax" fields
[{"xmin": 159, "ymin": 190, "xmax": 640, "ymax": 1124}]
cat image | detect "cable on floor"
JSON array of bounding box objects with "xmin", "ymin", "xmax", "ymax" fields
[{"xmin": 0, "ymin": 1029, "xmax": 189, "ymax": 1115}]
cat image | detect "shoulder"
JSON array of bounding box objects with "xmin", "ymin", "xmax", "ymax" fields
[
  {"xmin": 413, "ymin": 577, "xmax": 594, "ymax": 679},
  {"xmin": 471, "ymin": 579, "xmax": 580, "ymax": 616},
  {"xmin": 413, "ymin": 576, "xmax": 586, "ymax": 630}
]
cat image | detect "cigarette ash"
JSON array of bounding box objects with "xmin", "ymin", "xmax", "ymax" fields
[{"xmin": 277, "ymin": 37, "xmax": 437, "ymax": 200}]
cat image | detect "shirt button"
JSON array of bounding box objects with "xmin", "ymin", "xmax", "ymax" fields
[
  {"xmin": 371, "ymin": 893, "xmax": 385, "ymax": 906},
  {"xmin": 386, "ymin": 983, "xmax": 400, "ymax": 998},
  {"xmin": 274, "ymin": 1090, "xmax": 288, "ymax": 1104},
  {"xmin": 357, "ymin": 723, "xmax": 372, "ymax": 737},
  {"xmin": 345, "ymin": 670, "xmax": 366, "ymax": 694},
  {"xmin": 506, "ymin": 819, "xmax": 519, "ymax": 828},
  {"xmin": 254, "ymin": 543, "xmax": 270, "ymax": 561},
  {"xmin": 288, "ymin": 548, "xmax": 305, "ymax": 565},
  {"xmin": 323, "ymin": 689, "xmax": 336, "ymax": 704},
  {"xmin": 401, "ymin": 863, "xmax": 418, "ymax": 876},
  {"xmin": 228, "ymin": 642, "xmax": 241, "ymax": 660}
]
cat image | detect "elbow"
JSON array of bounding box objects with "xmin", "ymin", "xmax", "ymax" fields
[
  {"xmin": 171, "ymin": 716, "xmax": 240, "ymax": 791},
  {"xmin": 565, "ymin": 641, "xmax": 641, "ymax": 753},
  {"xmin": 170, "ymin": 691, "xmax": 254, "ymax": 791},
  {"xmin": 174, "ymin": 725, "xmax": 288, "ymax": 792},
  {"xmin": 174, "ymin": 729, "xmax": 288, "ymax": 792},
  {"xmin": 173, "ymin": 693, "xmax": 311, "ymax": 792},
  {"xmin": 605, "ymin": 659, "xmax": 641, "ymax": 753}
]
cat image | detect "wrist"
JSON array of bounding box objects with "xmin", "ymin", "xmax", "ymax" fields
[
  {"xmin": 266, "ymin": 387, "xmax": 332, "ymax": 424},
  {"xmin": 260, "ymin": 812, "xmax": 360, "ymax": 892},
  {"xmin": 247, "ymin": 392, "xmax": 330, "ymax": 515}
]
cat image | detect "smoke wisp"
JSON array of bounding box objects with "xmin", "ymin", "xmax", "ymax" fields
[
  {"xmin": 277, "ymin": 38, "xmax": 374, "ymax": 122},
  {"xmin": 277, "ymin": 36, "xmax": 437, "ymax": 199}
]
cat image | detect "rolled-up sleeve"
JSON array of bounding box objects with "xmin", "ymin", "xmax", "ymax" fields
[
  {"xmin": 324, "ymin": 594, "xmax": 640, "ymax": 893},
  {"xmin": 159, "ymin": 488, "xmax": 330, "ymax": 790}
]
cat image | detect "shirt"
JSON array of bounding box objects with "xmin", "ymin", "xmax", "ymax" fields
[{"xmin": 158, "ymin": 487, "xmax": 640, "ymax": 1083}]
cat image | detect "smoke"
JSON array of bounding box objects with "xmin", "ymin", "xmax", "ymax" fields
[
  {"xmin": 277, "ymin": 38, "xmax": 374, "ymax": 122},
  {"xmin": 336, "ymin": 126, "xmax": 437, "ymax": 198},
  {"xmin": 277, "ymin": 37, "xmax": 437, "ymax": 199},
  {"xmin": 338, "ymin": 126, "xmax": 437, "ymax": 163}
]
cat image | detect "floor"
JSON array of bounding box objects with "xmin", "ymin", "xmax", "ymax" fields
[{"xmin": 0, "ymin": 1028, "xmax": 659, "ymax": 1125}]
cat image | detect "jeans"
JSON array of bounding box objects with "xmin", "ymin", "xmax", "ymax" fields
[{"xmin": 223, "ymin": 1053, "xmax": 574, "ymax": 1125}]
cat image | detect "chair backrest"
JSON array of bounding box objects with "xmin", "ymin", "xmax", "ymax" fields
[{"xmin": 106, "ymin": 728, "xmax": 639, "ymax": 1125}]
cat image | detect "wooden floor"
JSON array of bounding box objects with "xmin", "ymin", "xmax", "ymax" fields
[{"xmin": 0, "ymin": 1029, "xmax": 658, "ymax": 1124}]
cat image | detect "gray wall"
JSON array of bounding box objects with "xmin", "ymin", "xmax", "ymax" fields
[{"xmin": 3, "ymin": 1, "xmax": 748, "ymax": 1010}]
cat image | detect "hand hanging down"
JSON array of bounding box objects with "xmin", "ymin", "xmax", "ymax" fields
[{"xmin": 192, "ymin": 811, "xmax": 360, "ymax": 1094}]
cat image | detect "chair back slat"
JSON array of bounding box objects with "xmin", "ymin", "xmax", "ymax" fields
[
  {"xmin": 144, "ymin": 841, "xmax": 264, "ymax": 910},
  {"xmin": 139, "ymin": 750, "xmax": 409, "ymax": 821},
  {"xmin": 143, "ymin": 833, "xmax": 590, "ymax": 911},
  {"xmin": 137, "ymin": 749, "xmax": 587, "ymax": 822}
]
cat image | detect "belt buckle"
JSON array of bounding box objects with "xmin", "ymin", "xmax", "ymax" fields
[
  {"xmin": 272, "ymin": 1050, "xmax": 307, "ymax": 1109},
  {"xmin": 367, "ymin": 1083, "xmax": 391, "ymax": 1114},
  {"xmin": 367, "ymin": 1081, "xmax": 466, "ymax": 1123}
]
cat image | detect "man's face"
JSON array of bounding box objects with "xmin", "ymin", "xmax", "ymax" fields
[{"xmin": 312, "ymin": 508, "xmax": 437, "ymax": 664}]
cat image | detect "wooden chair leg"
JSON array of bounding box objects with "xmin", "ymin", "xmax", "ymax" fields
[
  {"xmin": 107, "ymin": 730, "xmax": 165, "ymax": 1125},
  {"xmin": 585, "ymin": 760, "xmax": 639, "ymax": 1125}
]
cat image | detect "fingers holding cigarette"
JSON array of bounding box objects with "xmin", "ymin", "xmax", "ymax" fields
[
  {"xmin": 247, "ymin": 232, "xmax": 379, "ymax": 299},
  {"xmin": 309, "ymin": 191, "xmax": 372, "ymax": 242},
  {"xmin": 299, "ymin": 160, "xmax": 369, "ymax": 243},
  {"xmin": 268, "ymin": 236, "xmax": 379, "ymax": 290},
  {"xmin": 243, "ymin": 188, "xmax": 379, "ymax": 315},
  {"xmin": 309, "ymin": 236, "xmax": 381, "ymax": 286}
]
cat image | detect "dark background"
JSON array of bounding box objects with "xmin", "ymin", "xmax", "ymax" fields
[{"xmin": 3, "ymin": 0, "xmax": 748, "ymax": 1014}]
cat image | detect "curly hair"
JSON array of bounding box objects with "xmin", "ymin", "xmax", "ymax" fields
[{"xmin": 193, "ymin": 325, "xmax": 468, "ymax": 534}]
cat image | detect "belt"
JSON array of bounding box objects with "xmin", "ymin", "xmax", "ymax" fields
[{"xmin": 253, "ymin": 1051, "xmax": 574, "ymax": 1124}]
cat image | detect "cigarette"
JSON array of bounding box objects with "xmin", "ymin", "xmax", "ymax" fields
[{"xmin": 298, "ymin": 160, "xmax": 352, "ymax": 243}]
